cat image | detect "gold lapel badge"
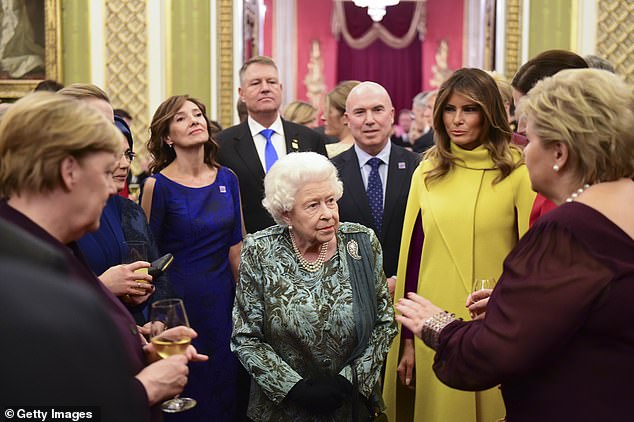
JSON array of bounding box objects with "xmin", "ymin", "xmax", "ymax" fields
[{"xmin": 291, "ymin": 139, "xmax": 299, "ymax": 151}]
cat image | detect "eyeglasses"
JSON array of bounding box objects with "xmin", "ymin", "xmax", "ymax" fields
[{"xmin": 119, "ymin": 150, "xmax": 136, "ymax": 162}]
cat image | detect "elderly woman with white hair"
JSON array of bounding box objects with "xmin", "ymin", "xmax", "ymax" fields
[{"xmin": 231, "ymin": 152, "xmax": 397, "ymax": 421}]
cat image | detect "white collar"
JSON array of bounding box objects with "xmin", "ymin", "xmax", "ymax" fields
[
  {"xmin": 354, "ymin": 141, "xmax": 391, "ymax": 168},
  {"xmin": 247, "ymin": 115, "xmax": 284, "ymax": 138}
]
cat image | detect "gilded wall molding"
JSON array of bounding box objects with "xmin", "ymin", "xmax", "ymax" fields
[
  {"xmin": 104, "ymin": 0, "xmax": 149, "ymax": 163},
  {"xmin": 505, "ymin": 0, "xmax": 522, "ymax": 81},
  {"xmin": 0, "ymin": 0, "xmax": 62, "ymax": 99},
  {"xmin": 217, "ymin": 0, "xmax": 233, "ymax": 128},
  {"xmin": 596, "ymin": 0, "xmax": 633, "ymax": 84}
]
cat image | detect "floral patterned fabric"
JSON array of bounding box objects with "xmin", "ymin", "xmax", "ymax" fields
[{"xmin": 231, "ymin": 222, "xmax": 397, "ymax": 421}]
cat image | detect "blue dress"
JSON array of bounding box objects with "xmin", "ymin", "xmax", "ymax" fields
[
  {"xmin": 148, "ymin": 168, "xmax": 243, "ymax": 422},
  {"xmin": 77, "ymin": 195, "xmax": 174, "ymax": 324}
]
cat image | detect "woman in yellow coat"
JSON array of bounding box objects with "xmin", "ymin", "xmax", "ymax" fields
[{"xmin": 383, "ymin": 68, "xmax": 536, "ymax": 422}]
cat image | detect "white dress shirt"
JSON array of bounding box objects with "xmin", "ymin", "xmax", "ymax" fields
[{"xmin": 354, "ymin": 142, "xmax": 391, "ymax": 208}]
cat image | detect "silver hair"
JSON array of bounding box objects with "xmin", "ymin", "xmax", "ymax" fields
[
  {"xmin": 412, "ymin": 90, "xmax": 438, "ymax": 109},
  {"xmin": 262, "ymin": 152, "xmax": 344, "ymax": 226},
  {"xmin": 584, "ymin": 54, "xmax": 616, "ymax": 73}
]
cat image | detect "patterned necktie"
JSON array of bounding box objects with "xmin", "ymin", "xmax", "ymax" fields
[
  {"xmin": 260, "ymin": 128, "xmax": 278, "ymax": 172},
  {"xmin": 366, "ymin": 157, "xmax": 384, "ymax": 234}
]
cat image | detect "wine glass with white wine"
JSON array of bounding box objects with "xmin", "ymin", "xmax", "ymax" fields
[
  {"xmin": 472, "ymin": 278, "xmax": 495, "ymax": 293},
  {"xmin": 470, "ymin": 278, "xmax": 496, "ymax": 320},
  {"xmin": 149, "ymin": 298, "xmax": 196, "ymax": 413}
]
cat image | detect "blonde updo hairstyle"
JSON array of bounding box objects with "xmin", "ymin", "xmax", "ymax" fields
[
  {"xmin": 262, "ymin": 152, "xmax": 343, "ymax": 225},
  {"xmin": 518, "ymin": 68, "xmax": 634, "ymax": 184},
  {"xmin": 283, "ymin": 101, "xmax": 318, "ymax": 126},
  {"xmin": 327, "ymin": 80, "xmax": 361, "ymax": 115}
]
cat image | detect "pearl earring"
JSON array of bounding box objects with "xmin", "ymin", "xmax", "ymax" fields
[{"xmin": 553, "ymin": 164, "xmax": 560, "ymax": 172}]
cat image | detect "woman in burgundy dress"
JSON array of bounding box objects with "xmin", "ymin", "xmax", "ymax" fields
[{"xmin": 395, "ymin": 69, "xmax": 634, "ymax": 422}]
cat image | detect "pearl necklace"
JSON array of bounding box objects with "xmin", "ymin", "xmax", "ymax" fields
[
  {"xmin": 565, "ymin": 184, "xmax": 591, "ymax": 203},
  {"xmin": 289, "ymin": 229, "xmax": 329, "ymax": 272}
]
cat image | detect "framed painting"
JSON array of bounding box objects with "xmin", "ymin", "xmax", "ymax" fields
[{"xmin": 0, "ymin": 0, "xmax": 61, "ymax": 99}]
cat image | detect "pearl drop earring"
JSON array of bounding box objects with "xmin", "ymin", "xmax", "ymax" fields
[{"xmin": 553, "ymin": 164, "xmax": 560, "ymax": 172}]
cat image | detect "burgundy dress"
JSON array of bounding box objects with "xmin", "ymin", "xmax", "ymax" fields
[
  {"xmin": 0, "ymin": 201, "xmax": 156, "ymax": 421},
  {"xmin": 432, "ymin": 202, "xmax": 634, "ymax": 421}
]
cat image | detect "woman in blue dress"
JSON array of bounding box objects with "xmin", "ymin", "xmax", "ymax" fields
[{"xmin": 142, "ymin": 95, "xmax": 244, "ymax": 421}]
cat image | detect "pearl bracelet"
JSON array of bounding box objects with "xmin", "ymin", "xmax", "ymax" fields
[{"xmin": 421, "ymin": 311, "xmax": 457, "ymax": 350}]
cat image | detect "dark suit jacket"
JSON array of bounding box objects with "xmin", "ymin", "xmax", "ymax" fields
[
  {"xmin": 332, "ymin": 145, "xmax": 419, "ymax": 277},
  {"xmin": 0, "ymin": 259, "xmax": 147, "ymax": 422},
  {"xmin": 412, "ymin": 128, "xmax": 435, "ymax": 153},
  {"xmin": 216, "ymin": 119, "xmax": 328, "ymax": 233},
  {"xmin": 0, "ymin": 217, "xmax": 68, "ymax": 274},
  {"xmin": 0, "ymin": 201, "xmax": 155, "ymax": 420}
]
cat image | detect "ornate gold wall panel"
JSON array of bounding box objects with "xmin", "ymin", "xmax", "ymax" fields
[
  {"xmin": 597, "ymin": 0, "xmax": 633, "ymax": 84},
  {"xmin": 105, "ymin": 0, "xmax": 148, "ymax": 161},
  {"xmin": 505, "ymin": 0, "xmax": 522, "ymax": 81},
  {"xmin": 217, "ymin": 0, "xmax": 234, "ymax": 128}
]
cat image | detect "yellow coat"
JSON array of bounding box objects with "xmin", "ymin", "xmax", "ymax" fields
[{"xmin": 383, "ymin": 144, "xmax": 536, "ymax": 422}]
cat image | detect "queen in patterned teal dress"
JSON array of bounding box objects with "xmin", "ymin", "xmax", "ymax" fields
[
  {"xmin": 231, "ymin": 152, "xmax": 397, "ymax": 421},
  {"xmin": 142, "ymin": 95, "xmax": 244, "ymax": 421}
]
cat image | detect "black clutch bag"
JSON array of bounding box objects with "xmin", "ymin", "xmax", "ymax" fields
[{"xmin": 148, "ymin": 253, "xmax": 173, "ymax": 278}]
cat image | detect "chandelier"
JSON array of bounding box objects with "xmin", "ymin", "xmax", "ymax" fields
[{"xmin": 352, "ymin": 0, "xmax": 400, "ymax": 22}]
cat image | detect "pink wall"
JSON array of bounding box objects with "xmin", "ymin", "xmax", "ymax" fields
[
  {"xmin": 261, "ymin": 1, "xmax": 465, "ymax": 101},
  {"xmin": 263, "ymin": 0, "xmax": 273, "ymax": 57},
  {"xmin": 422, "ymin": 0, "xmax": 464, "ymax": 90},
  {"xmin": 295, "ymin": 0, "xmax": 337, "ymax": 105}
]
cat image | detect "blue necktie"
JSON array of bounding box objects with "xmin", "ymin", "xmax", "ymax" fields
[
  {"xmin": 260, "ymin": 129, "xmax": 278, "ymax": 172},
  {"xmin": 366, "ymin": 157, "xmax": 383, "ymax": 234}
]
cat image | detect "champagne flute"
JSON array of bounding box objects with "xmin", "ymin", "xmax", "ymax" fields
[
  {"xmin": 149, "ymin": 298, "xmax": 196, "ymax": 413},
  {"xmin": 128, "ymin": 183, "xmax": 140, "ymax": 201}
]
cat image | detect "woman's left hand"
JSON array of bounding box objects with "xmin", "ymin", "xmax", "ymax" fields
[
  {"xmin": 395, "ymin": 293, "xmax": 443, "ymax": 337},
  {"xmin": 466, "ymin": 289, "xmax": 492, "ymax": 320}
]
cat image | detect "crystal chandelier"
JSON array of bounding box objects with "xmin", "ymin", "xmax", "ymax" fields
[{"xmin": 352, "ymin": 0, "xmax": 400, "ymax": 22}]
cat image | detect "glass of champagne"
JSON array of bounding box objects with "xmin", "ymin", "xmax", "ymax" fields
[
  {"xmin": 149, "ymin": 298, "xmax": 196, "ymax": 413},
  {"xmin": 128, "ymin": 183, "xmax": 141, "ymax": 202}
]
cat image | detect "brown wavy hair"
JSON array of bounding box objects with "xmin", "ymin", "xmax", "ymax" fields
[
  {"xmin": 424, "ymin": 68, "xmax": 521, "ymax": 186},
  {"xmin": 147, "ymin": 95, "xmax": 219, "ymax": 174},
  {"xmin": 511, "ymin": 50, "xmax": 587, "ymax": 95}
]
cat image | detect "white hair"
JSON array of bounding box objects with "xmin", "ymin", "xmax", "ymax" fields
[
  {"xmin": 412, "ymin": 90, "xmax": 438, "ymax": 109},
  {"xmin": 262, "ymin": 152, "xmax": 343, "ymax": 225}
]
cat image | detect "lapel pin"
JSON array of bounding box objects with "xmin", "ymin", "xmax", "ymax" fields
[
  {"xmin": 346, "ymin": 240, "xmax": 362, "ymax": 260},
  {"xmin": 219, "ymin": 186, "xmax": 226, "ymax": 193},
  {"xmin": 398, "ymin": 161, "xmax": 406, "ymax": 169},
  {"xmin": 291, "ymin": 139, "xmax": 299, "ymax": 151}
]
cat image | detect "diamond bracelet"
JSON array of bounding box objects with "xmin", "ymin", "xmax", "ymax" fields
[{"xmin": 421, "ymin": 311, "xmax": 457, "ymax": 350}]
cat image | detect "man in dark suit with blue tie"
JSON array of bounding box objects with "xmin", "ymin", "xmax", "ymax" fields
[
  {"xmin": 332, "ymin": 82, "xmax": 419, "ymax": 297},
  {"xmin": 216, "ymin": 56, "xmax": 328, "ymax": 234}
]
